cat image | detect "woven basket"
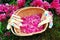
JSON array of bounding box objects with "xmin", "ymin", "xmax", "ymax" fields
[{"xmin": 10, "ymin": 7, "xmax": 48, "ymax": 36}]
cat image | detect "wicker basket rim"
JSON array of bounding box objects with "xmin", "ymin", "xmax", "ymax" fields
[{"xmin": 10, "ymin": 7, "xmax": 48, "ymax": 36}]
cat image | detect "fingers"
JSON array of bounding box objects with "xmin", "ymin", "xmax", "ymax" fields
[
  {"xmin": 49, "ymin": 21, "xmax": 53, "ymax": 28},
  {"xmin": 12, "ymin": 14, "xmax": 21, "ymax": 19},
  {"xmin": 9, "ymin": 14, "xmax": 23, "ymax": 23},
  {"xmin": 7, "ymin": 14, "xmax": 23, "ymax": 30},
  {"xmin": 7, "ymin": 20, "xmax": 22, "ymax": 30},
  {"xmin": 10, "ymin": 22, "xmax": 20, "ymax": 29},
  {"xmin": 41, "ymin": 14, "xmax": 45, "ymax": 21},
  {"xmin": 41, "ymin": 11, "xmax": 49, "ymax": 21},
  {"xmin": 38, "ymin": 11, "xmax": 53, "ymax": 28},
  {"xmin": 13, "ymin": 21, "xmax": 23, "ymax": 27},
  {"xmin": 38, "ymin": 19, "xmax": 49, "ymax": 27},
  {"xmin": 38, "ymin": 16, "xmax": 52, "ymax": 27},
  {"xmin": 7, "ymin": 24, "xmax": 11, "ymax": 30},
  {"xmin": 12, "ymin": 17, "xmax": 23, "ymax": 22},
  {"xmin": 49, "ymin": 16, "xmax": 53, "ymax": 28}
]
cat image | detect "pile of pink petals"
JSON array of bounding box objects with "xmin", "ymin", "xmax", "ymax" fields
[
  {"xmin": 0, "ymin": 13, "xmax": 6, "ymax": 22},
  {"xmin": 0, "ymin": 4, "xmax": 18, "ymax": 17},
  {"xmin": 0, "ymin": 3, "xmax": 18, "ymax": 22},
  {"xmin": 17, "ymin": 0, "xmax": 26, "ymax": 8},
  {"xmin": 30, "ymin": 0, "xmax": 51, "ymax": 10},
  {"xmin": 50, "ymin": 0, "xmax": 60, "ymax": 15},
  {"xmin": 20, "ymin": 14, "xmax": 44, "ymax": 34}
]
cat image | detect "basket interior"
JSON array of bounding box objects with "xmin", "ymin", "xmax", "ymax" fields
[
  {"xmin": 11, "ymin": 7, "xmax": 48, "ymax": 36},
  {"xmin": 15, "ymin": 8, "xmax": 45, "ymax": 17}
]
